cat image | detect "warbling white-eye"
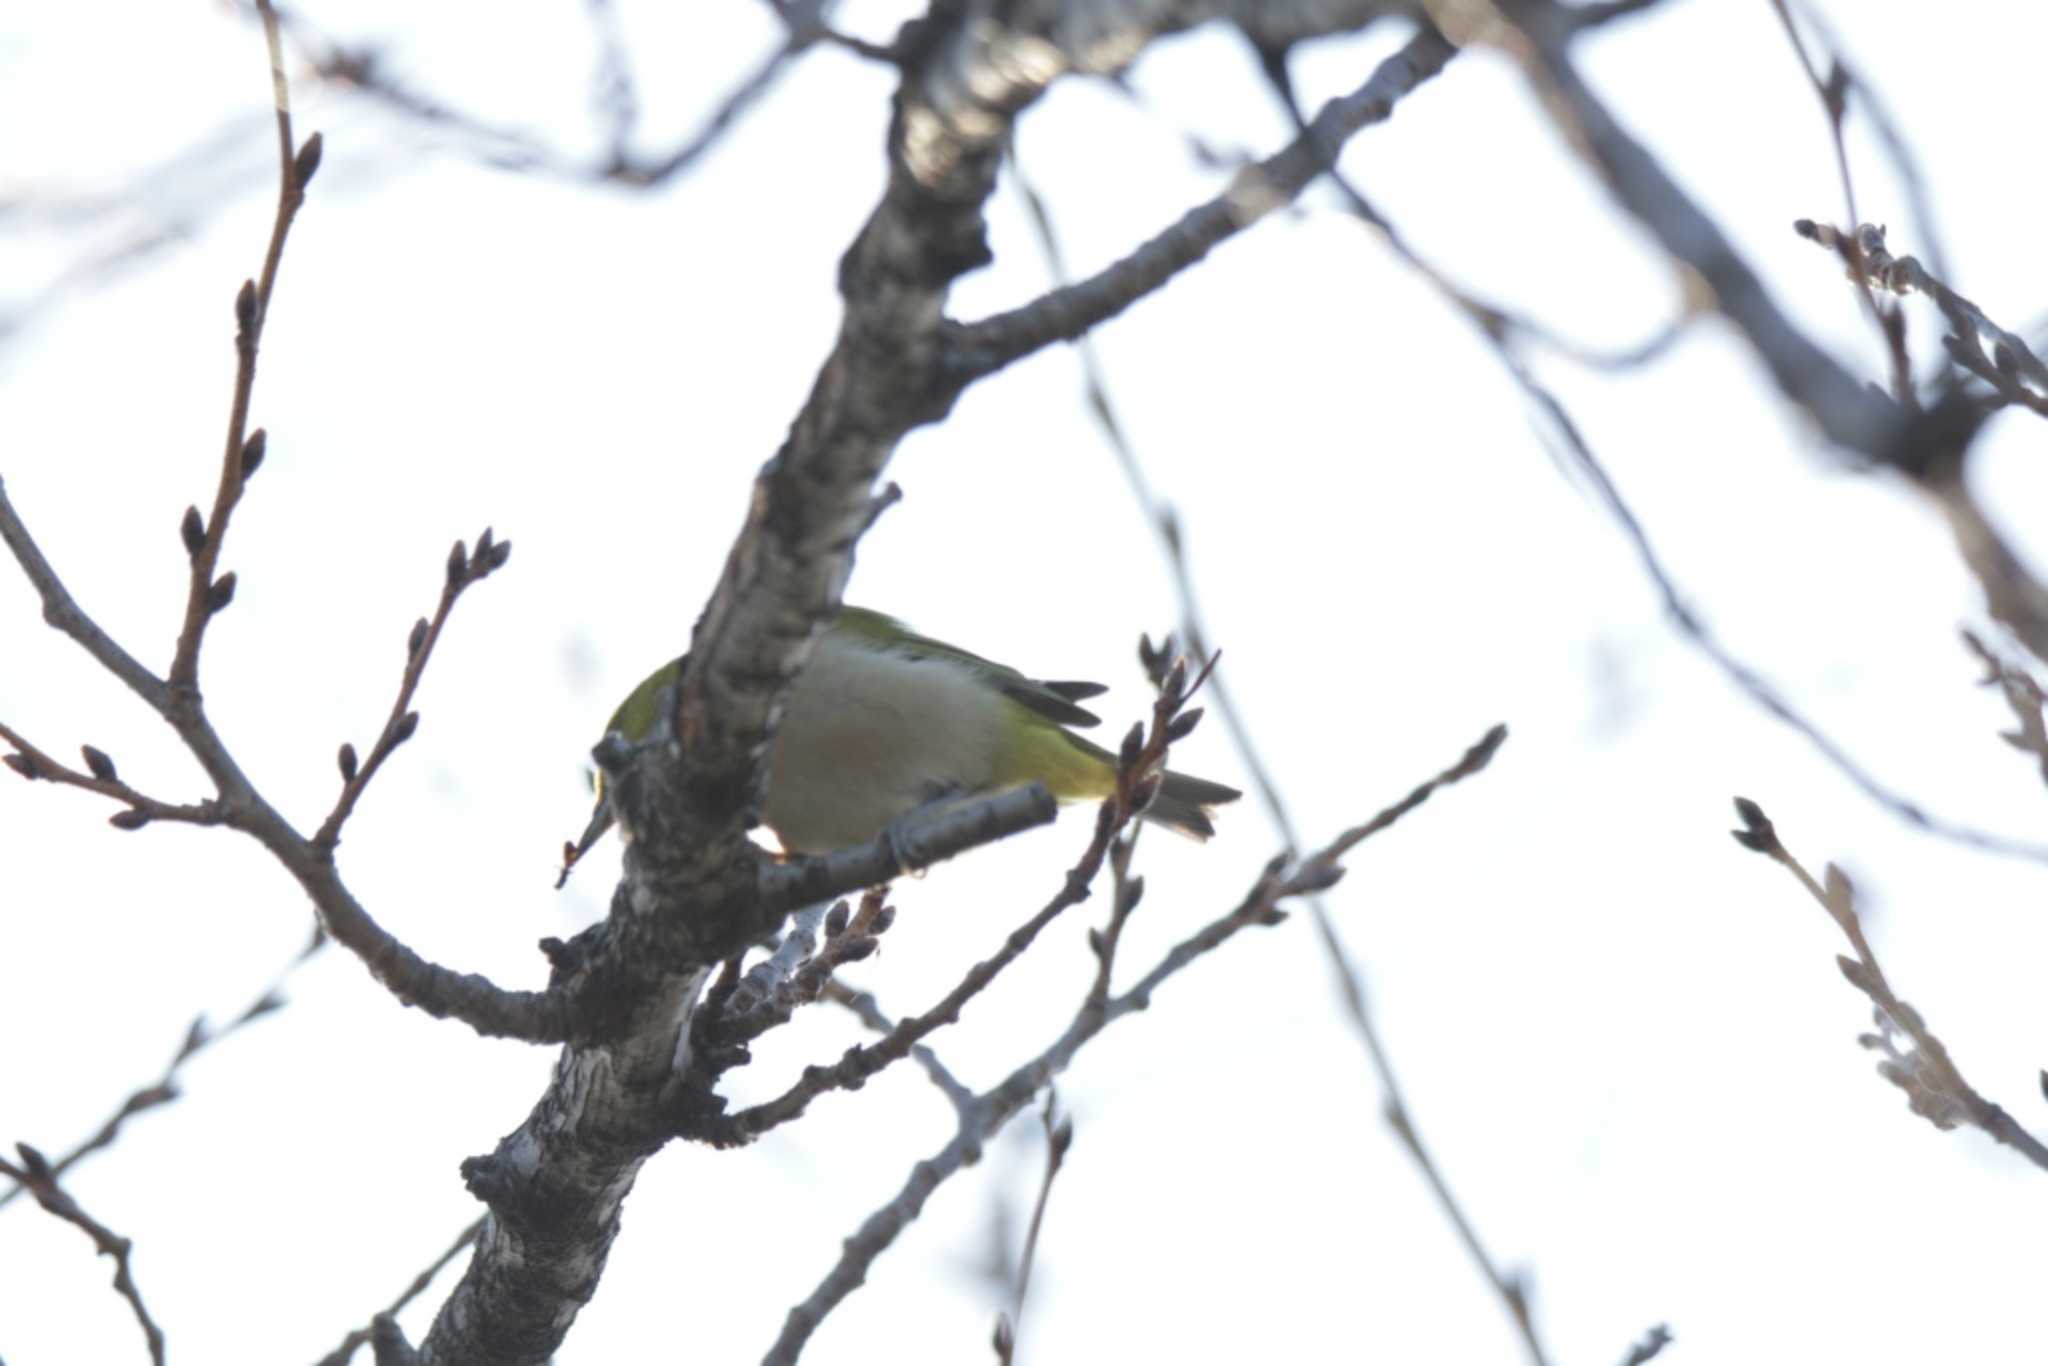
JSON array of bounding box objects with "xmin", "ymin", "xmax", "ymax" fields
[{"xmin": 566, "ymin": 606, "xmax": 1239, "ymax": 872}]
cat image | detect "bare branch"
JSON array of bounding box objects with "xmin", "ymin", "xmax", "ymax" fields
[
  {"xmin": 1015, "ymin": 104, "xmax": 1552, "ymax": 1365},
  {"xmin": 951, "ymin": 26, "xmax": 1455, "ymax": 377},
  {"xmin": 1481, "ymin": 0, "xmax": 1900, "ymax": 462},
  {"xmin": 1774, "ymin": 0, "xmax": 1951, "ymax": 284},
  {"xmin": 1768, "ymin": 1, "xmax": 1915, "ymax": 407},
  {"xmin": 0, "ymin": 479, "xmax": 170, "ymax": 709},
  {"xmin": 259, "ymin": 0, "xmax": 844, "ymax": 189},
  {"xmin": 1254, "ymin": 105, "xmax": 2048, "ymax": 864},
  {"xmin": 0, "ymin": 721, "xmax": 225, "ymax": 830},
  {"xmin": 1618, "ymin": 1323, "xmax": 1675, "ymax": 1366},
  {"xmin": 732, "ymin": 669, "xmax": 1206, "ymax": 1142},
  {"xmin": 314, "ymin": 1217, "xmax": 486, "ymax": 1366},
  {"xmin": 768, "ymin": 725, "xmax": 1509, "ymax": 1363},
  {"xmin": 993, "ymin": 1090, "xmax": 1072, "ymax": 1365},
  {"xmin": 1729, "ymin": 798, "xmax": 2048, "ymax": 1172},
  {"xmin": 825, "ymin": 977, "xmax": 976, "ymax": 1117},
  {"xmin": 314, "ymin": 528, "xmax": 513, "ymax": 849},
  {"xmin": 0, "ymin": 1145, "xmax": 166, "ymax": 1365},
  {"xmin": 1509, "ymin": 342, "xmax": 2048, "ymax": 863},
  {"xmin": 1795, "ymin": 220, "xmax": 2048, "ymax": 416},
  {"xmin": 0, "ymin": 11, "xmax": 575, "ymax": 1048},
  {"xmin": 0, "ymin": 920, "xmax": 324, "ymax": 1213},
  {"xmin": 1962, "ymin": 630, "xmax": 2048, "ymax": 788},
  {"xmin": 169, "ymin": 0, "xmax": 319, "ymax": 690}
]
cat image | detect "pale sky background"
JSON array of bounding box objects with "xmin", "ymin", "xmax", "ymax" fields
[{"xmin": 5, "ymin": 2, "xmax": 2048, "ymax": 1363}]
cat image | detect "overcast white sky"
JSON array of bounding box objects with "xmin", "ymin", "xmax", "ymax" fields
[{"xmin": 5, "ymin": 2, "xmax": 2048, "ymax": 1363}]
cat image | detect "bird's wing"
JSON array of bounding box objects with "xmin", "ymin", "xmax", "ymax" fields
[{"xmin": 836, "ymin": 606, "xmax": 1106, "ymax": 729}]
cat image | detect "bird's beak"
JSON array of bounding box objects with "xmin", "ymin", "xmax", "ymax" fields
[{"xmin": 556, "ymin": 796, "xmax": 616, "ymax": 890}]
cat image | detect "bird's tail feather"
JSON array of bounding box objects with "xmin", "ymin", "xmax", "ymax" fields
[{"xmin": 1142, "ymin": 769, "xmax": 1242, "ymax": 840}]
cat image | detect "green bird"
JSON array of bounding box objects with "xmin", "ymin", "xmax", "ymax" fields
[{"xmin": 569, "ymin": 606, "xmax": 1240, "ymax": 868}]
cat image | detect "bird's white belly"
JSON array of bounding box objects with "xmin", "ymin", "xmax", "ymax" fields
[{"xmin": 762, "ymin": 636, "xmax": 1007, "ymax": 852}]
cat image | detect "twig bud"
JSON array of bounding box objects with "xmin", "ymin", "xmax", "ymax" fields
[
  {"xmin": 446, "ymin": 540, "xmax": 468, "ymax": 588},
  {"xmin": 1049, "ymin": 1115, "xmax": 1075, "ymax": 1158},
  {"xmin": 1161, "ymin": 656, "xmax": 1188, "ymax": 703},
  {"xmin": 1118, "ymin": 722, "xmax": 1144, "ymax": 768},
  {"xmin": 407, "ymin": 617, "xmax": 430, "ymax": 658},
  {"xmin": 206, "ymin": 572, "xmax": 238, "ymax": 614},
  {"xmin": 3, "ymin": 752, "xmax": 42, "ymax": 781},
  {"xmin": 1117, "ymin": 874, "xmax": 1145, "ymax": 917},
  {"xmin": 176, "ymin": 1017, "xmax": 211, "ymax": 1063},
  {"xmin": 80, "ymin": 745, "xmax": 118, "ymax": 782},
  {"xmin": 180, "ymin": 506, "xmax": 206, "ymax": 558},
  {"xmin": 824, "ymin": 901, "xmax": 850, "ymax": 939},
  {"xmin": 293, "ymin": 131, "xmax": 324, "ymax": 188},
  {"xmin": 240, "ymin": 428, "xmax": 267, "ymax": 479},
  {"xmin": 392, "ymin": 711, "xmax": 421, "ymax": 745},
  {"xmin": 1138, "ymin": 632, "xmax": 1172, "ymax": 684},
  {"xmin": 1729, "ymin": 796, "xmax": 1775, "ymax": 853},
  {"xmin": 16, "ymin": 1144, "xmax": 53, "ymax": 1180},
  {"xmin": 337, "ymin": 743, "xmax": 359, "ymax": 783},
  {"xmin": 1836, "ymin": 955, "xmax": 1873, "ymax": 993},
  {"xmin": 234, "ymin": 279, "xmax": 259, "ymax": 333},
  {"xmin": 1165, "ymin": 706, "xmax": 1205, "ymax": 743},
  {"xmin": 109, "ymin": 808, "xmax": 152, "ymax": 831}
]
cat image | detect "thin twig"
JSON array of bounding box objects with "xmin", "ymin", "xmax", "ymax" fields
[
  {"xmin": 169, "ymin": 0, "xmax": 317, "ymax": 690},
  {"xmin": 262, "ymin": 1, "xmax": 818, "ymax": 190},
  {"xmin": 825, "ymin": 977, "xmax": 976, "ymax": 1117},
  {"xmin": 733, "ymin": 670, "xmax": 1207, "ymax": 1141},
  {"xmin": 0, "ymin": 920, "xmax": 324, "ymax": 1212},
  {"xmin": 1730, "ymin": 798, "xmax": 2048, "ymax": 1172},
  {"xmin": 1519, "ymin": 346, "xmax": 2048, "ymax": 863},
  {"xmin": 0, "ymin": 721, "xmax": 225, "ymax": 830},
  {"xmin": 1779, "ymin": 0, "xmax": 1951, "ymax": 284},
  {"xmin": 1795, "ymin": 220, "xmax": 2048, "ymax": 417},
  {"xmin": 314, "ymin": 529, "xmax": 512, "ymax": 849},
  {"xmin": 766, "ymin": 725, "xmax": 1506, "ymax": 1365},
  {"xmin": 0, "ymin": 1145, "xmax": 166, "ymax": 1365},
  {"xmin": 1618, "ymin": 1323, "xmax": 1674, "ymax": 1366},
  {"xmin": 1013, "ymin": 110, "xmax": 1552, "ymax": 1366},
  {"xmin": 1767, "ymin": 0, "xmax": 1915, "ymax": 407},
  {"xmin": 314, "ymin": 1217, "xmax": 487, "ymax": 1366},
  {"xmin": 1244, "ymin": 84, "xmax": 2048, "ymax": 866},
  {"xmin": 948, "ymin": 26, "xmax": 1457, "ymax": 379},
  {"xmin": 994, "ymin": 1091, "xmax": 1072, "ymax": 1366},
  {"xmin": 1961, "ymin": 630, "xmax": 2048, "ymax": 787}
]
